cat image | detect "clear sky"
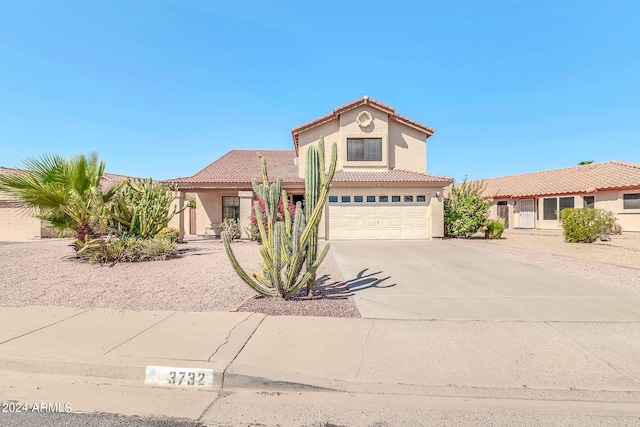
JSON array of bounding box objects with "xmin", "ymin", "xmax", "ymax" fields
[{"xmin": 1, "ymin": 1, "xmax": 639, "ymax": 182}]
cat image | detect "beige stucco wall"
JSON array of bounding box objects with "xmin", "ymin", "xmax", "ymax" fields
[
  {"xmin": 0, "ymin": 202, "xmax": 46, "ymax": 239},
  {"xmin": 297, "ymin": 105, "xmax": 428, "ymax": 177},
  {"xmin": 594, "ymin": 190, "xmax": 640, "ymax": 232},
  {"xmin": 388, "ymin": 120, "xmax": 428, "ymax": 173},
  {"xmin": 297, "ymin": 120, "xmax": 340, "ymax": 178}
]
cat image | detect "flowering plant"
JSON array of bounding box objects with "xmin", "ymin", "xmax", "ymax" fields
[{"xmin": 249, "ymin": 196, "xmax": 296, "ymax": 242}]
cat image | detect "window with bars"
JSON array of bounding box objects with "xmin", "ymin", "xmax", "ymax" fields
[
  {"xmin": 346, "ymin": 138, "xmax": 382, "ymax": 161},
  {"xmin": 222, "ymin": 196, "xmax": 240, "ymax": 220}
]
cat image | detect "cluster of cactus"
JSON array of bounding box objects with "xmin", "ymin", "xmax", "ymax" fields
[
  {"xmin": 109, "ymin": 178, "xmax": 185, "ymax": 239},
  {"xmin": 222, "ymin": 138, "xmax": 337, "ymax": 299}
]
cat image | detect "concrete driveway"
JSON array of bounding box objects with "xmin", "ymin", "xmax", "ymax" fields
[{"xmin": 331, "ymin": 240, "xmax": 640, "ymax": 321}]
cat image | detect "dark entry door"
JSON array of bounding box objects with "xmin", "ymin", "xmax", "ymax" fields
[
  {"xmin": 190, "ymin": 208, "xmax": 196, "ymax": 235},
  {"xmin": 496, "ymin": 203, "xmax": 509, "ymax": 229}
]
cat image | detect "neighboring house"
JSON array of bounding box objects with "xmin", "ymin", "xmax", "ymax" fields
[
  {"xmin": 167, "ymin": 96, "xmax": 453, "ymax": 240},
  {"xmin": 0, "ymin": 166, "xmax": 51, "ymax": 239},
  {"xmin": 0, "ymin": 168, "xmax": 135, "ymax": 239},
  {"xmin": 475, "ymin": 161, "xmax": 640, "ymax": 232}
]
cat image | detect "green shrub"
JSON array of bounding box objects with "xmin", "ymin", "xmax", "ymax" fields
[
  {"xmin": 77, "ymin": 236, "xmax": 177, "ymax": 263},
  {"xmin": 444, "ymin": 178, "xmax": 491, "ymax": 238},
  {"xmin": 485, "ymin": 218, "xmax": 505, "ymax": 239},
  {"xmin": 558, "ymin": 208, "xmax": 616, "ymax": 243},
  {"xmin": 220, "ymin": 218, "xmax": 241, "ymax": 240},
  {"xmin": 156, "ymin": 227, "xmax": 179, "ymax": 242}
]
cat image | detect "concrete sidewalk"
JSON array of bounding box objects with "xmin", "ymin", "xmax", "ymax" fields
[{"xmin": 1, "ymin": 306, "xmax": 640, "ymax": 406}]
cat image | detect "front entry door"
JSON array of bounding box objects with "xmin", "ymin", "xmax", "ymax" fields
[
  {"xmin": 496, "ymin": 203, "xmax": 509, "ymax": 229},
  {"xmin": 519, "ymin": 199, "xmax": 535, "ymax": 228}
]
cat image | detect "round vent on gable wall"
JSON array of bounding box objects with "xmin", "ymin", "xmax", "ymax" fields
[{"xmin": 356, "ymin": 110, "xmax": 373, "ymax": 128}]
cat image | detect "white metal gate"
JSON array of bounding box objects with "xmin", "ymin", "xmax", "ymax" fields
[{"xmin": 519, "ymin": 199, "xmax": 535, "ymax": 228}]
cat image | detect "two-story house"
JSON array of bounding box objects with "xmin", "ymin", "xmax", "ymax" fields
[{"xmin": 167, "ymin": 97, "xmax": 453, "ymax": 240}]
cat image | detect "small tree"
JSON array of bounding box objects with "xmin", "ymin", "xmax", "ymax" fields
[
  {"xmin": 444, "ymin": 177, "xmax": 491, "ymax": 238},
  {"xmin": 558, "ymin": 208, "xmax": 616, "ymax": 243},
  {"xmin": 0, "ymin": 152, "xmax": 121, "ymax": 246}
]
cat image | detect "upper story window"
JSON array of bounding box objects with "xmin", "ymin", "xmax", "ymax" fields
[
  {"xmin": 347, "ymin": 138, "xmax": 382, "ymax": 161},
  {"xmin": 623, "ymin": 193, "xmax": 640, "ymax": 209}
]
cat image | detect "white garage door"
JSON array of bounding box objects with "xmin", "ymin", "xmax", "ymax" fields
[
  {"xmin": 328, "ymin": 195, "xmax": 430, "ymax": 240},
  {"xmin": 0, "ymin": 203, "xmax": 39, "ymax": 239}
]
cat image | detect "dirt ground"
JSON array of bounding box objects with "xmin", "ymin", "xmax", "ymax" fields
[
  {"xmin": 481, "ymin": 229, "xmax": 640, "ymax": 269},
  {"xmin": 0, "ymin": 238, "xmax": 359, "ymax": 317}
]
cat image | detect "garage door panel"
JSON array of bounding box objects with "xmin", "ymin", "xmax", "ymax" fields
[{"xmin": 328, "ymin": 201, "xmax": 430, "ymax": 240}]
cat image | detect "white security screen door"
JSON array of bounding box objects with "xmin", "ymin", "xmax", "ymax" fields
[{"xmin": 519, "ymin": 199, "xmax": 535, "ymax": 228}]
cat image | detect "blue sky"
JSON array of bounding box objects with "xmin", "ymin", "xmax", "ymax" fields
[{"xmin": 1, "ymin": 1, "xmax": 638, "ymax": 182}]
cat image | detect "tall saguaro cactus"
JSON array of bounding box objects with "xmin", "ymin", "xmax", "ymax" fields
[
  {"xmin": 222, "ymin": 138, "xmax": 337, "ymax": 299},
  {"xmin": 305, "ymin": 138, "xmax": 324, "ymax": 295}
]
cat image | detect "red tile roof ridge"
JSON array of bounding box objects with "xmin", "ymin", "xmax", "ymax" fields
[
  {"xmin": 477, "ymin": 160, "xmax": 634, "ymax": 182},
  {"xmin": 291, "ymin": 96, "xmax": 435, "ymax": 153}
]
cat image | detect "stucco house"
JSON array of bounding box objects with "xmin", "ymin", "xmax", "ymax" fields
[
  {"xmin": 476, "ymin": 161, "xmax": 640, "ymax": 232},
  {"xmin": 168, "ymin": 96, "xmax": 453, "ymax": 240}
]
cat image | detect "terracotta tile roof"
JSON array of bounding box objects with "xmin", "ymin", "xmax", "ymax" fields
[
  {"xmin": 0, "ymin": 166, "xmax": 22, "ymax": 177},
  {"xmin": 291, "ymin": 96, "xmax": 436, "ymax": 154},
  {"xmin": 333, "ymin": 169, "xmax": 453, "ymax": 184},
  {"xmin": 473, "ymin": 161, "xmax": 640, "ymax": 198},
  {"xmin": 166, "ymin": 150, "xmax": 302, "ymax": 185},
  {"xmin": 0, "ymin": 166, "xmax": 136, "ymax": 191}
]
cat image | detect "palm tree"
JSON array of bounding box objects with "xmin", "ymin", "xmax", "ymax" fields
[
  {"xmin": 578, "ymin": 160, "xmax": 594, "ymax": 165},
  {"xmin": 0, "ymin": 152, "xmax": 121, "ymax": 246}
]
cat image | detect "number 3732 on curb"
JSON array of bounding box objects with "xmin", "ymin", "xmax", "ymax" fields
[{"xmin": 145, "ymin": 366, "xmax": 214, "ymax": 388}]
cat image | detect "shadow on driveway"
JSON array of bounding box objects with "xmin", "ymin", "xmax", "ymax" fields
[{"xmin": 345, "ymin": 269, "xmax": 396, "ymax": 293}]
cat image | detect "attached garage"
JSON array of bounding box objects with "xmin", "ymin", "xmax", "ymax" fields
[{"xmin": 325, "ymin": 191, "xmax": 436, "ymax": 240}]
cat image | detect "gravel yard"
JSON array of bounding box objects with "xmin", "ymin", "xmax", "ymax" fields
[
  {"xmin": 0, "ymin": 238, "xmax": 360, "ymax": 317},
  {"xmin": 448, "ymin": 230, "xmax": 640, "ymax": 293}
]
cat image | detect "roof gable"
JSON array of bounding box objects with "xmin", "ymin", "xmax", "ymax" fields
[
  {"xmin": 475, "ymin": 161, "xmax": 640, "ymax": 198},
  {"xmin": 291, "ymin": 96, "xmax": 435, "ymax": 154}
]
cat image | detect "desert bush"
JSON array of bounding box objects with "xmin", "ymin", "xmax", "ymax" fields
[
  {"xmin": 109, "ymin": 178, "xmax": 185, "ymax": 239},
  {"xmin": 76, "ymin": 236, "xmax": 177, "ymax": 263},
  {"xmin": 444, "ymin": 178, "xmax": 491, "ymax": 238},
  {"xmin": 485, "ymin": 218, "xmax": 505, "ymax": 239},
  {"xmin": 220, "ymin": 218, "xmax": 241, "ymax": 240},
  {"xmin": 558, "ymin": 208, "xmax": 616, "ymax": 243},
  {"xmin": 156, "ymin": 227, "xmax": 179, "ymax": 242}
]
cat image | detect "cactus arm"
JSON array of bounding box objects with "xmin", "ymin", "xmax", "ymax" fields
[
  {"xmin": 285, "ymin": 243, "xmax": 331, "ymax": 299},
  {"xmin": 253, "ymin": 201, "xmax": 269, "ymax": 246},
  {"xmin": 222, "ymin": 231, "xmax": 276, "ymax": 296}
]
